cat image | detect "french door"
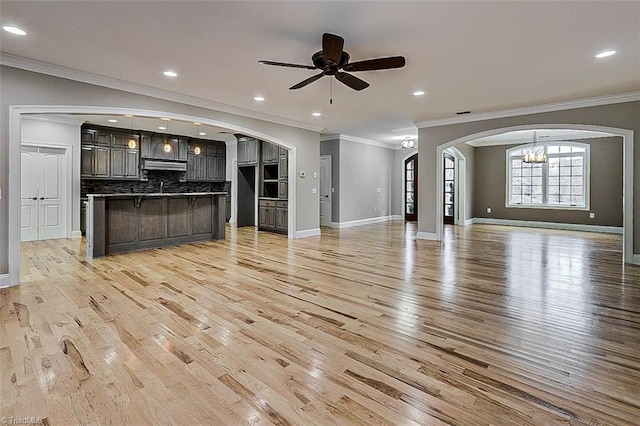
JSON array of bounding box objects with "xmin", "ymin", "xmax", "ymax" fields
[
  {"xmin": 444, "ymin": 153, "xmax": 455, "ymax": 224},
  {"xmin": 21, "ymin": 146, "xmax": 69, "ymax": 241},
  {"xmin": 405, "ymin": 154, "xmax": 418, "ymax": 221}
]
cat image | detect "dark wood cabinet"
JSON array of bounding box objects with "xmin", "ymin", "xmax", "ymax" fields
[
  {"xmin": 258, "ymin": 199, "xmax": 287, "ymax": 233},
  {"xmin": 237, "ymin": 137, "xmax": 259, "ymax": 165},
  {"xmin": 261, "ymin": 141, "xmax": 279, "ymax": 164},
  {"xmin": 186, "ymin": 139, "xmax": 226, "ymax": 182},
  {"xmin": 81, "ymin": 126, "xmax": 139, "ymax": 179}
]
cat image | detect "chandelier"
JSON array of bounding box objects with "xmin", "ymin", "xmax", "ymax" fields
[{"xmin": 522, "ymin": 131, "xmax": 547, "ymax": 164}]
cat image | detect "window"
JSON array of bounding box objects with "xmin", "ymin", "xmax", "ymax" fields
[{"xmin": 506, "ymin": 142, "xmax": 589, "ymax": 209}]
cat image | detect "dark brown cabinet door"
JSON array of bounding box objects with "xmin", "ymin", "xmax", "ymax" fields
[
  {"xmin": 110, "ymin": 147, "xmax": 126, "ymax": 178},
  {"xmin": 81, "ymin": 146, "xmax": 94, "ymax": 177},
  {"xmin": 125, "ymin": 150, "xmax": 139, "ymax": 178},
  {"xmin": 94, "ymin": 147, "xmax": 110, "ymax": 177}
]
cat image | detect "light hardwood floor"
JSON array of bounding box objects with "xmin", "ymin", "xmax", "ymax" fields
[{"xmin": 2, "ymin": 222, "xmax": 640, "ymax": 425}]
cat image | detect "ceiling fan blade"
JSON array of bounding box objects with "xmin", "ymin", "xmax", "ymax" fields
[
  {"xmin": 259, "ymin": 60, "xmax": 317, "ymax": 70},
  {"xmin": 322, "ymin": 33, "xmax": 344, "ymax": 66},
  {"xmin": 289, "ymin": 72, "xmax": 325, "ymax": 90},
  {"xmin": 335, "ymin": 72, "xmax": 369, "ymax": 91},
  {"xmin": 343, "ymin": 56, "xmax": 406, "ymax": 72}
]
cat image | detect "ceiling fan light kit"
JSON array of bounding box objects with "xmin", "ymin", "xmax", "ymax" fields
[{"xmin": 259, "ymin": 33, "xmax": 406, "ymax": 92}]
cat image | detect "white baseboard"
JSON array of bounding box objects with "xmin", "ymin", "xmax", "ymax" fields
[
  {"xmin": 463, "ymin": 218, "xmax": 474, "ymax": 226},
  {"xmin": 472, "ymin": 217, "xmax": 623, "ymax": 234},
  {"xmin": 71, "ymin": 230, "xmax": 82, "ymax": 238},
  {"xmin": 330, "ymin": 215, "xmax": 393, "ymax": 229},
  {"xmin": 416, "ymin": 231, "xmax": 439, "ymax": 240},
  {"xmin": 391, "ymin": 215, "xmax": 403, "ymax": 221},
  {"xmin": 0, "ymin": 273, "xmax": 15, "ymax": 289},
  {"xmin": 632, "ymin": 255, "xmax": 640, "ymax": 265},
  {"xmin": 295, "ymin": 228, "xmax": 321, "ymax": 238}
]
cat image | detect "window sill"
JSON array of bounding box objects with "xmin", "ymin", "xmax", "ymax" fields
[{"xmin": 505, "ymin": 203, "xmax": 589, "ymax": 211}]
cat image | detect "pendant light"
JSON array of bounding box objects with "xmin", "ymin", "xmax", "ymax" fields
[
  {"xmin": 162, "ymin": 118, "xmax": 172, "ymax": 153},
  {"xmin": 127, "ymin": 115, "xmax": 137, "ymax": 149},
  {"xmin": 193, "ymin": 122, "xmax": 202, "ymax": 155},
  {"xmin": 522, "ymin": 131, "xmax": 547, "ymax": 164}
]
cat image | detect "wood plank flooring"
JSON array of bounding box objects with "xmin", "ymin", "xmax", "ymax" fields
[{"xmin": 2, "ymin": 222, "xmax": 640, "ymax": 425}]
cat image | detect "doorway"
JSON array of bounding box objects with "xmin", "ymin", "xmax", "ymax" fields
[
  {"xmin": 405, "ymin": 154, "xmax": 418, "ymax": 221},
  {"xmin": 443, "ymin": 153, "xmax": 455, "ymax": 224},
  {"xmin": 21, "ymin": 145, "xmax": 69, "ymax": 241},
  {"xmin": 237, "ymin": 166, "xmax": 256, "ymax": 227},
  {"xmin": 319, "ymin": 155, "xmax": 332, "ymax": 226}
]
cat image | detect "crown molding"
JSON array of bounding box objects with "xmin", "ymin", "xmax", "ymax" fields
[
  {"xmin": 416, "ymin": 92, "xmax": 640, "ymax": 129},
  {"xmin": 339, "ymin": 134, "xmax": 396, "ymax": 149},
  {"xmin": 320, "ymin": 133, "xmax": 341, "ymax": 142},
  {"xmin": 0, "ymin": 53, "xmax": 323, "ymax": 133}
]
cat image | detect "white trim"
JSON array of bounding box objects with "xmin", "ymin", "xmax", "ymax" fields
[
  {"xmin": 330, "ymin": 215, "xmax": 393, "ymax": 229},
  {"xmin": 0, "ymin": 53, "xmax": 323, "ymax": 133},
  {"xmin": 8, "ymin": 105, "xmax": 301, "ymax": 286},
  {"xmin": 416, "ymin": 231, "xmax": 439, "ymax": 240},
  {"xmin": 21, "ymin": 114, "xmax": 86, "ymax": 126},
  {"xmin": 72, "ymin": 230, "xmax": 82, "ymax": 238},
  {"xmin": 435, "ymin": 123, "xmax": 633, "ymax": 264},
  {"xmin": 416, "ymin": 92, "xmax": 640, "ymax": 128},
  {"xmin": 471, "ymin": 218, "xmax": 623, "ymax": 234},
  {"xmin": 295, "ymin": 228, "xmax": 321, "ymax": 238},
  {"xmin": 632, "ymin": 255, "xmax": 640, "ymax": 265},
  {"xmin": 320, "ymin": 134, "xmax": 340, "ymax": 142},
  {"xmin": 464, "ymin": 218, "xmax": 474, "ymax": 226},
  {"xmin": 391, "ymin": 215, "xmax": 403, "ymax": 221},
  {"xmin": 0, "ymin": 274, "xmax": 11, "ymax": 289}
]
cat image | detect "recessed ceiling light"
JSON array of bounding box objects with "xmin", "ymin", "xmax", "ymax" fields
[
  {"xmin": 312, "ymin": 112, "xmax": 321, "ymax": 117},
  {"xmin": 124, "ymin": 114, "xmax": 133, "ymax": 118},
  {"xmin": 254, "ymin": 95, "xmax": 265, "ymax": 102},
  {"xmin": 199, "ymin": 132, "xmax": 206, "ymax": 136},
  {"xmin": 413, "ymin": 90, "xmax": 425, "ymax": 96},
  {"xmin": 193, "ymin": 122, "xmax": 201, "ymax": 126},
  {"xmin": 108, "ymin": 119, "xmax": 117, "ymax": 123},
  {"xmin": 161, "ymin": 117, "xmax": 171, "ymax": 121},
  {"xmin": 158, "ymin": 126, "xmax": 167, "ymax": 130},
  {"xmin": 595, "ymin": 50, "xmax": 616, "ymax": 58},
  {"xmin": 163, "ymin": 70, "xmax": 178, "ymax": 77},
  {"xmin": 3, "ymin": 26, "xmax": 26, "ymax": 36}
]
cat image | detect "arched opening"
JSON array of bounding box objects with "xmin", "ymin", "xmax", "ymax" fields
[
  {"xmin": 6, "ymin": 105, "xmax": 299, "ymax": 287},
  {"xmin": 434, "ymin": 124, "xmax": 633, "ymax": 264}
]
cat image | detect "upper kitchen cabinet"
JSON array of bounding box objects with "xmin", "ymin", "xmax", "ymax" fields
[
  {"xmin": 261, "ymin": 141, "xmax": 279, "ymax": 164},
  {"xmin": 237, "ymin": 136, "xmax": 259, "ymax": 165},
  {"xmin": 81, "ymin": 125, "xmax": 139, "ymax": 179},
  {"xmin": 140, "ymin": 132, "xmax": 188, "ymax": 162},
  {"xmin": 186, "ymin": 139, "xmax": 226, "ymax": 182}
]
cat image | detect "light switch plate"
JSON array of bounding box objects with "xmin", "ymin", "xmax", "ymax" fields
[{"xmin": 312, "ymin": 188, "xmax": 317, "ymax": 194}]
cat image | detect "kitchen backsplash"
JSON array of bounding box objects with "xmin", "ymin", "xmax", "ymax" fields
[{"xmin": 82, "ymin": 171, "xmax": 230, "ymax": 196}]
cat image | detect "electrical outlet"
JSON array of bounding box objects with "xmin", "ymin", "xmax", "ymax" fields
[
  {"xmin": 312, "ymin": 188, "xmax": 317, "ymax": 194},
  {"xmin": 331, "ymin": 188, "xmax": 335, "ymax": 193},
  {"xmin": 376, "ymin": 187, "xmax": 381, "ymax": 193},
  {"xmin": 486, "ymin": 207, "xmax": 492, "ymax": 213},
  {"xmin": 589, "ymin": 212, "xmax": 595, "ymax": 219},
  {"xmin": 373, "ymin": 207, "xmax": 377, "ymax": 212}
]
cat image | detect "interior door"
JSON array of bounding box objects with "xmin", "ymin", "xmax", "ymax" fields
[
  {"xmin": 21, "ymin": 146, "xmax": 68, "ymax": 241},
  {"xmin": 319, "ymin": 155, "xmax": 332, "ymax": 226},
  {"xmin": 21, "ymin": 146, "xmax": 39, "ymax": 241},
  {"xmin": 405, "ymin": 154, "xmax": 417, "ymax": 221},
  {"xmin": 444, "ymin": 153, "xmax": 455, "ymax": 224}
]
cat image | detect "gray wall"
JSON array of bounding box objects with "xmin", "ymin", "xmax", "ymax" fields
[
  {"xmin": 0, "ymin": 66, "xmax": 321, "ymax": 275},
  {"xmin": 473, "ymin": 136, "xmax": 623, "ymax": 226},
  {"xmin": 320, "ymin": 138, "xmax": 340, "ymax": 222},
  {"xmin": 338, "ymin": 139, "xmax": 395, "ymax": 223},
  {"xmin": 418, "ymin": 101, "xmax": 640, "ymax": 252}
]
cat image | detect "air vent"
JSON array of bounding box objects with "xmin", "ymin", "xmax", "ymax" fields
[{"xmin": 456, "ymin": 111, "xmax": 471, "ymax": 115}]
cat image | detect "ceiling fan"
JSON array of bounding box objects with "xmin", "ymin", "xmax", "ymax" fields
[{"xmin": 259, "ymin": 33, "xmax": 406, "ymax": 91}]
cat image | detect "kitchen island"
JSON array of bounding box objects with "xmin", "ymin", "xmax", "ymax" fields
[{"xmin": 86, "ymin": 192, "xmax": 226, "ymax": 258}]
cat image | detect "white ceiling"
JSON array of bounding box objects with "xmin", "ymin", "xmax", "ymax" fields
[{"xmin": 1, "ymin": 1, "xmax": 639, "ymax": 147}]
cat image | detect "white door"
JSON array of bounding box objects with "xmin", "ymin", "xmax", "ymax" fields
[
  {"xmin": 21, "ymin": 146, "xmax": 68, "ymax": 242},
  {"xmin": 319, "ymin": 155, "xmax": 332, "ymax": 227}
]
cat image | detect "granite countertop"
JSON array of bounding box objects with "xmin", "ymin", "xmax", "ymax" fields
[
  {"xmin": 258, "ymin": 197, "xmax": 288, "ymax": 201},
  {"xmin": 88, "ymin": 192, "xmax": 227, "ymax": 198}
]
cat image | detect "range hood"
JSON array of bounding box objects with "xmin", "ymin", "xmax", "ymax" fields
[{"xmin": 141, "ymin": 158, "xmax": 187, "ymax": 171}]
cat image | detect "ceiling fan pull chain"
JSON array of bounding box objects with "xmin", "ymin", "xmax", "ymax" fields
[{"xmin": 330, "ymin": 78, "xmax": 333, "ymax": 105}]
